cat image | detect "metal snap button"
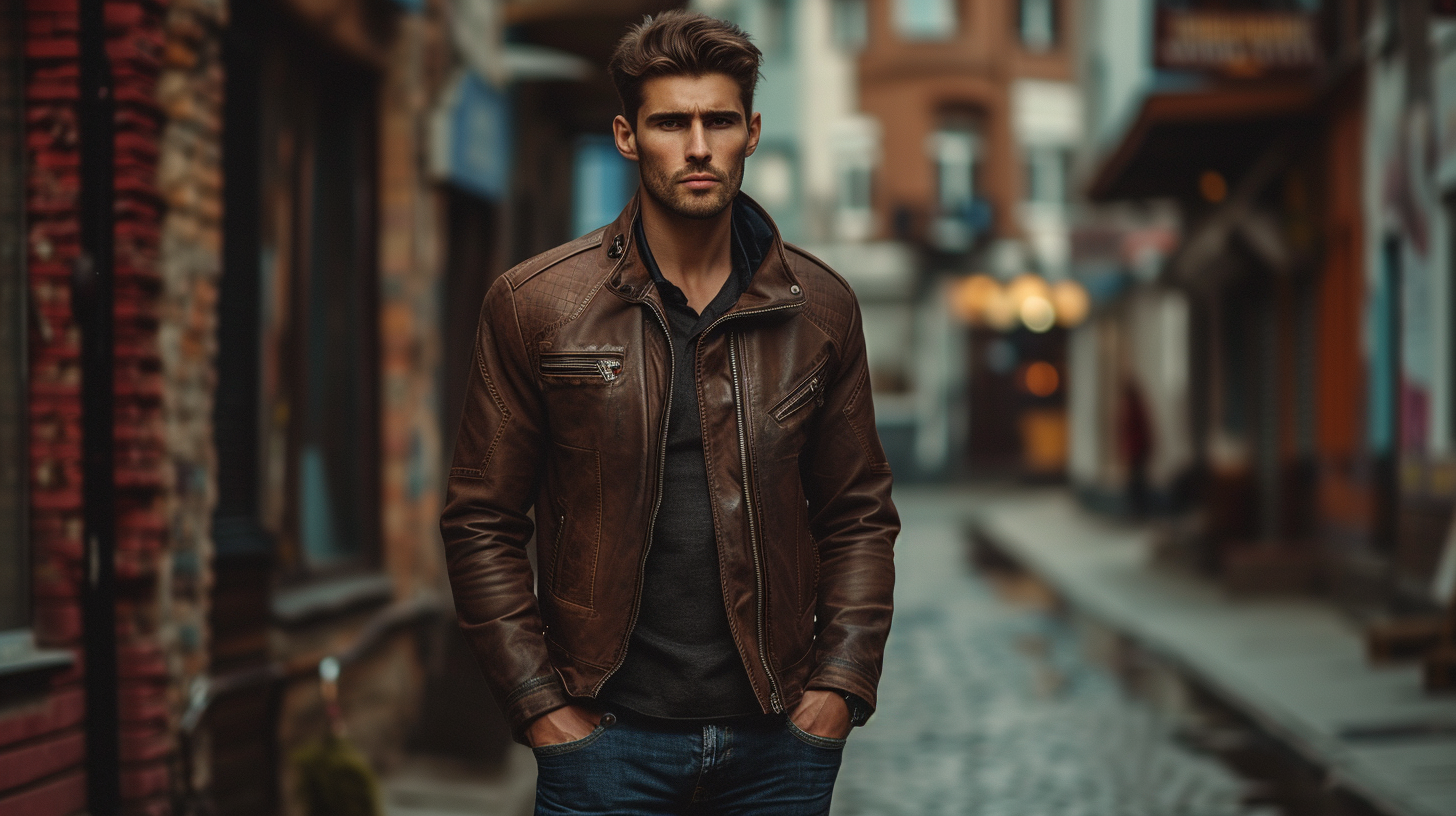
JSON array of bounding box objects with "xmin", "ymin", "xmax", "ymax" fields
[
  {"xmin": 600, "ymin": 712, "xmax": 617, "ymax": 727},
  {"xmin": 607, "ymin": 235, "xmax": 625, "ymax": 259},
  {"xmin": 790, "ymin": 284, "xmax": 801, "ymax": 295}
]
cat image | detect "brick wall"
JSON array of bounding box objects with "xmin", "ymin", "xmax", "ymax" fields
[
  {"xmin": 5, "ymin": 1, "xmax": 216, "ymax": 814},
  {"xmin": 109, "ymin": 4, "xmax": 173, "ymax": 812},
  {"xmin": 153, "ymin": 0, "xmax": 224, "ymax": 800},
  {"xmin": 14, "ymin": 0, "xmax": 91, "ymax": 813}
]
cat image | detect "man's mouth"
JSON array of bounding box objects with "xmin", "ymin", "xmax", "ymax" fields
[{"xmin": 679, "ymin": 173, "xmax": 721, "ymax": 191}]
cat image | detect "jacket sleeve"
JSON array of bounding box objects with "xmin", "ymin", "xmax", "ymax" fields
[
  {"xmin": 799, "ymin": 297, "xmax": 899, "ymax": 713},
  {"xmin": 440, "ymin": 277, "xmax": 569, "ymax": 741}
]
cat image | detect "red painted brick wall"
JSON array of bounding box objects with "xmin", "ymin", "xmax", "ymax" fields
[{"xmin": 6, "ymin": 1, "xmax": 176, "ymax": 814}]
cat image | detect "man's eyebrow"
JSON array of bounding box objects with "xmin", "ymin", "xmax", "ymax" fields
[{"xmin": 644, "ymin": 109, "xmax": 744, "ymax": 124}]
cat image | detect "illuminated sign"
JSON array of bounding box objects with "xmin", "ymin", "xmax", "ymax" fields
[{"xmin": 1154, "ymin": 9, "xmax": 1321, "ymax": 76}]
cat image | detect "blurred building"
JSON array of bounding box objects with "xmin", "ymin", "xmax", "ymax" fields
[
  {"xmin": 707, "ymin": 0, "xmax": 1091, "ymax": 480},
  {"xmin": 1071, "ymin": 0, "xmax": 1456, "ymax": 614},
  {"xmin": 852, "ymin": 0, "xmax": 1086, "ymax": 477},
  {"xmin": 2, "ymin": 1, "xmax": 676, "ymax": 815}
]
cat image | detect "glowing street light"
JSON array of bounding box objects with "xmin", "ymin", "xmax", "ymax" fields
[{"xmin": 1020, "ymin": 294, "xmax": 1056, "ymax": 332}]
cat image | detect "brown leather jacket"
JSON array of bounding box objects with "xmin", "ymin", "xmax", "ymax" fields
[{"xmin": 441, "ymin": 194, "xmax": 898, "ymax": 740}]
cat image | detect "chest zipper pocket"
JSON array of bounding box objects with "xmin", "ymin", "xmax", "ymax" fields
[
  {"xmin": 540, "ymin": 352, "xmax": 624, "ymax": 383},
  {"xmin": 771, "ymin": 361, "xmax": 828, "ymax": 422}
]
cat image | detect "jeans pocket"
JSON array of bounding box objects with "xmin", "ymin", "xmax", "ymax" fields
[
  {"xmin": 786, "ymin": 718, "xmax": 847, "ymax": 750},
  {"xmin": 531, "ymin": 723, "xmax": 607, "ymax": 758}
]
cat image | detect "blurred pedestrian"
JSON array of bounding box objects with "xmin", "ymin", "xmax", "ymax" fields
[
  {"xmin": 439, "ymin": 11, "xmax": 899, "ymax": 816},
  {"xmin": 1117, "ymin": 378, "xmax": 1153, "ymax": 517}
]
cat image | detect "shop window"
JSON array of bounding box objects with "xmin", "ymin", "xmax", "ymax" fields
[
  {"xmin": 0, "ymin": 0, "xmax": 25, "ymax": 633},
  {"xmin": 1018, "ymin": 0, "xmax": 1057, "ymax": 51},
  {"xmin": 894, "ymin": 0, "xmax": 957, "ymax": 40},
  {"xmin": 215, "ymin": 15, "xmax": 380, "ymax": 581}
]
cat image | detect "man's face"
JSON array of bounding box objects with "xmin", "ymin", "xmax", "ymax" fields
[{"xmin": 613, "ymin": 73, "xmax": 761, "ymax": 220}]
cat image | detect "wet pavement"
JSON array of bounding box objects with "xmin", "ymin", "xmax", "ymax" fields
[{"xmin": 830, "ymin": 486, "xmax": 1279, "ymax": 816}]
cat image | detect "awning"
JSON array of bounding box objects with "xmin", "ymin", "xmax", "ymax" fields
[{"xmin": 1087, "ymin": 82, "xmax": 1319, "ymax": 202}]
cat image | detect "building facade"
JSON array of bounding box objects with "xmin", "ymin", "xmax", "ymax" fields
[
  {"xmin": 0, "ymin": 1, "xmax": 679, "ymax": 814},
  {"xmin": 1073, "ymin": 0, "xmax": 1456, "ymax": 632}
]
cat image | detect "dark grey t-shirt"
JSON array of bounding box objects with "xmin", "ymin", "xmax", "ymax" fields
[{"xmin": 596, "ymin": 203, "xmax": 773, "ymax": 720}]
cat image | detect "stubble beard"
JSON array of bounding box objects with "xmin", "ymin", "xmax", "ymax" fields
[{"xmin": 639, "ymin": 155, "xmax": 745, "ymax": 220}]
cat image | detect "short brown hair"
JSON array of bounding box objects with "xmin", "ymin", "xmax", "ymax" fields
[{"xmin": 608, "ymin": 10, "xmax": 763, "ymax": 128}]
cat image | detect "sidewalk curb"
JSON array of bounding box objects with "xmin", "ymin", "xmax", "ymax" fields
[{"xmin": 972, "ymin": 491, "xmax": 1456, "ymax": 816}]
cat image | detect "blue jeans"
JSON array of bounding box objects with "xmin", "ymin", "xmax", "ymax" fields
[{"xmin": 532, "ymin": 710, "xmax": 845, "ymax": 815}]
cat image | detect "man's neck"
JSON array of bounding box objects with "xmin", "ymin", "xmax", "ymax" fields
[{"xmin": 639, "ymin": 192, "xmax": 734, "ymax": 314}]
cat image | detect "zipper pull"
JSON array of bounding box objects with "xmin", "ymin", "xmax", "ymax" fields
[{"xmin": 597, "ymin": 359, "xmax": 621, "ymax": 382}]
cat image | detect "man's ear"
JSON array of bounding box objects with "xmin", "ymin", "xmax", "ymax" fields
[
  {"xmin": 613, "ymin": 114, "xmax": 639, "ymax": 162},
  {"xmin": 745, "ymin": 111, "xmax": 762, "ymax": 158}
]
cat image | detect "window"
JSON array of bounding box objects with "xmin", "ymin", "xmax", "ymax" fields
[
  {"xmin": 747, "ymin": 149, "xmax": 795, "ymax": 212},
  {"xmin": 0, "ymin": 0, "xmax": 25, "ymax": 633},
  {"xmin": 929, "ymin": 115, "xmax": 988, "ymax": 252},
  {"xmin": 1024, "ymin": 145, "xmax": 1071, "ymax": 205},
  {"xmin": 894, "ymin": 0, "xmax": 957, "ymax": 40},
  {"xmin": 831, "ymin": 0, "xmax": 869, "ymax": 49},
  {"xmin": 831, "ymin": 116, "xmax": 880, "ymax": 242},
  {"xmin": 215, "ymin": 16, "xmax": 381, "ymax": 580},
  {"xmin": 1019, "ymin": 0, "xmax": 1057, "ymax": 51}
]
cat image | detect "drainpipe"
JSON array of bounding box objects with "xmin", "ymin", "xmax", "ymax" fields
[{"xmin": 76, "ymin": 0, "xmax": 120, "ymax": 812}]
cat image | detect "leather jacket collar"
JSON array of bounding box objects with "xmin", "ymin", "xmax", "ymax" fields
[{"xmin": 603, "ymin": 191, "xmax": 807, "ymax": 318}]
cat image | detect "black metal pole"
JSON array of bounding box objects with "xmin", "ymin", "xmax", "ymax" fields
[{"xmin": 76, "ymin": 0, "xmax": 120, "ymax": 812}]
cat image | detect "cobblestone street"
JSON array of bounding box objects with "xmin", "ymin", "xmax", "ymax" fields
[{"xmin": 831, "ymin": 487, "xmax": 1279, "ymax": 816}]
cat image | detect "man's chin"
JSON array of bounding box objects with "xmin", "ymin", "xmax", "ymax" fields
[{"xmin": 650, "ymin": 187, "xmax": 735, "ymax": 220}]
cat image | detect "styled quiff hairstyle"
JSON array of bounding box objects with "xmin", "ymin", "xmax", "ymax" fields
[{"xmin": 608, "ymin": 10, "xmax": 763, "ymax": 128}]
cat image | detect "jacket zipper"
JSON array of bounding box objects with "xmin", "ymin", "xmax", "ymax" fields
[
  {"xmin": 593, "ymin": 266, "xmax": 801, "ymax": 709},
  {"xmin": 540, "ymin": 353, "xmax": 623, "ymax": 382},
  {"xmin": 729, "ymin": 331, "xmax": 783, "ymax": 713},
  {"xmin": 699, "ymin": 301, "xmax": 801, "ymax": 714},
  {"xmin": 770, "ymin": 361, "xmax": 828, "ymax": 422},
  {"xmin": 591, "ymin": 301, "xmax": 674, "ymax": 696}
]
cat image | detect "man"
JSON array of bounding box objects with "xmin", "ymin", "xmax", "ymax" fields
[{"xmin": 441, "ymin": 11, "xmax": 898, "ymax": 814}]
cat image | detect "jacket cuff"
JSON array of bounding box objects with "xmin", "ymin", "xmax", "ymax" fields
[
  {"xmin": 807, "ymin": 656, "xmax": 878, "ymax": 712},
  {"xmin": 504, "ymin": 673, "xmax": 571, "ymax": 743}
]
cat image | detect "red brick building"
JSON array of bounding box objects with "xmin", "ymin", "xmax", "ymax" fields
[
  {"xmin": 4, "ymin": 1, "xmax": 463, "ymax": 813},
  {"xmin": 858, "ymin": 0, "xmax": 1078, "ymax": 251}
]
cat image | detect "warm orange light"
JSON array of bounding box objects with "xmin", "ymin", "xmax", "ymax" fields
[
  {"xmin": 1051, "ymin": 280, "xmax": 1090, "ymax": 327},
  {"xmin": 1020, "ymin": 295, "xmax": 1056, "ymax": 332},
  {"xmin": 1023, "ymin": 361, "xmax": 1059, "ymax": 397},
  {"xmin": 985, "ymin": 288, "xmax": 1019, "ymax": 330},
  {"xmin": 1006, "ymin": 274, "xmax": 1050, "ymax": 306},
  {"xmin": 951, "ymin": 274, "xmax": 1001, "ymax": 324},
  {"xmin": 1199, "ymin": 170, "xmax": 1227, "ymax": 203}
]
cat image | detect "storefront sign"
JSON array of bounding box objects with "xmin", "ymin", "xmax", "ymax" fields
[
  {"xmin": 1154, "ymin": 9, "xmax": 1320, "ymax": 76},
  {"xmin": 429, "ymin": 70, "xmax": 511, "ymax": 200}
]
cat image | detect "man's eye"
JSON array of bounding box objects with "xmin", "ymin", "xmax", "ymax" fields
[{"xmin": 660, "ymin": 120, "xmax": 684, "ymax": 129}]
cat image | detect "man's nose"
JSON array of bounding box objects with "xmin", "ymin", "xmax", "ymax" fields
[{"xmin": 686, "ymin": 120, "xmax": 711, "ymax": 163}]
